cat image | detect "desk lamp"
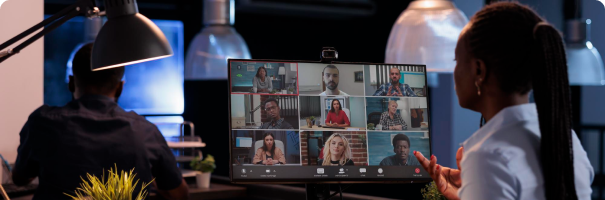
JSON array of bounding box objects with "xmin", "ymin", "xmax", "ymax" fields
[{"xmin": 0, "ymin": 0, "xmax": 173, "ymax": 71}]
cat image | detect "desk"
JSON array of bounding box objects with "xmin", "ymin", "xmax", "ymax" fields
[
  {"xmin": 301, "ymin": 125, "xmax": 366, "ymax": 131},
  {"xmin": 149, "ymin": 183, "xmax": 246, "ymax": 200}
]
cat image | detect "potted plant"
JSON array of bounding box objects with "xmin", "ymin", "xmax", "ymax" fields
[
  {"xmin": 288, "ymin": 88, "xmax": 295, "ymax": 94},
  {"xmin": 367, "ymin": 123, "xmax": 375, "ymax": 130},
  {"xmin": 358, "ymin": 134, "xmax": 367, "ymax": 147},
  {"xmin": 421, "ymin": 181, "xmax": 446, "ymax": 200},
  {"xmin": 65, "ymin": 165, "xmax": 154, "ymax": 200},
  {"xmin": 190, "ymin": 154, "xmax": 216, "ymax": 189},
  {"xmin": 309, "ymin": 116, "xmax": 316, "ymax": 126}
]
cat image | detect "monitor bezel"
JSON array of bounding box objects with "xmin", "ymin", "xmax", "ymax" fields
[{"xmin": 228, "ymin": 59, "xmax": 433, "ymax": 184}]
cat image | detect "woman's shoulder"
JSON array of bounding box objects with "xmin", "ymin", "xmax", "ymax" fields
[{"xmin": 255, "ymin": 148, "xmax": 264, "ymax": 153}]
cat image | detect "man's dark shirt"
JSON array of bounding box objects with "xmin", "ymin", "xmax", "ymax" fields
[
  {"xmin": 14, "ymin": 95, "xmax": 183, "ymax": 200},
  {"xmin": 259, "ymin": 118, "xmax": 293, "ymax": 129}
]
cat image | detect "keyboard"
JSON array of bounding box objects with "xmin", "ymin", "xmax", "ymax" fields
[{"xmin": 2, "ymin": 183, "xmax": 37, "ymax": 198}]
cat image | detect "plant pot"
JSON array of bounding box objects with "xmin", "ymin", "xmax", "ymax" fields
[
  {"xmin": 306, "ymin": 119, "xmax": 312, "ymax": 128},
  {"xmin": 195, "ymin": 171, "xmax": 211, "ymax": 189}
]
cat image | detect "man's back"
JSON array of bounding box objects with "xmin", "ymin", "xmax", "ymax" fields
[{"xmin": 14, "ymin": 95, "xmax": 182, "ymax": 200}]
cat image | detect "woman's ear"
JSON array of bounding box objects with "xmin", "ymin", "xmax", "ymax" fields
[{"xmin": 472, "ymin": 58, "xmax": 487, "ymax": 85}]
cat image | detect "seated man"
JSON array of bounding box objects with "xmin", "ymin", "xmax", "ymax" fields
[
  {"xmin": 379, "ymin": 134, "xmax": 420, "ymax": 166},
  {"xmin": 260, "ymin": 98, "xmax": 294, "ymax": 129},
  {"xmin": 373, "ymin": 68, "xmax": 417, "ymax": 97},
  {"xmin": 378, "ymin": 101, "xmax": 408, "ymax": 130},
  {"xmin": 12, "ymin": 43, "xmax": 189, "ymax": 200}
]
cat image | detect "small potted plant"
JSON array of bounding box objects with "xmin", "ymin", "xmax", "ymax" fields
[
  {"xmin": 288, "ymin": 88, "xmax": 295, "ymax": 94},
  {"xmin": 190, "ymin": 154, "xmax": 216, "ymax": 189},
  {"xmin": 367, "ymin": 123, "xmax": 375, "ymax": 130},
  {"xmin": 309, "ymin": 116, "xmax": 316, "ymax": 126},
  {"xmin": 421, "ymin": 181, "xmax": 446, "ymax": 200},
  {"xmin": 358, "ymin": 134, "xmax": 367, "ymax": 147},
  {"xmin": 65, "ymin": 165, "xmax": 154, "ymax": 200}
]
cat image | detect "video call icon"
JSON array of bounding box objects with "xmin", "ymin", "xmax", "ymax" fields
[
  {"xmin": 339, "ymin": 168, "xmax": 345, "ymax": 174},
  {"xmin": 241, "ymin": 169, "xmax": 246, "ymax": 174},
  {"xmin": 359, "ymin": 168, "xmax": 366, "ymax": 173},
  {"xmin": 378, "ymin": 168, "xmax": 384, "ymax": 174},
  {"xmin": 415, "ymin": 168, "xmax": 421, "ymax": 174},
  {"xmin": 317, "ymin": 168, "xmax": 324, "ymax": 174},
  {"xmin": 266, "ymin": 169, "xmax": 271, "ymax": 174}
]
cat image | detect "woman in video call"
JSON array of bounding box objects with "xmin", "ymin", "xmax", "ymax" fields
[
  {"xmin": 325, "ymin": 99, "xmax": 350, "ymax": 127},
  {"xmin": 252, "ymin": 65, "xmax": 273, "ymax": 93},
  {"xmin": 253, "ymin": 132, "xmax": 286, "ymax": 165},
  {"xmin": 413, "ymin": 2, "xmax": 593, "ymax": 200},
  {"xmin": 378, "ymin": 100, "xmax": 407, "ymax": 130},
  {"xmin": 319, "ymin": 133, "xmax": 354, "ymax": 166}
]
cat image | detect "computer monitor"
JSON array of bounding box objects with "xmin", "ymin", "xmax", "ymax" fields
[{"xmin": 228, "ymin": 60, "xmax": 432, "ymax": 183}]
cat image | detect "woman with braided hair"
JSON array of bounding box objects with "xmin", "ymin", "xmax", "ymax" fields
[{"xmin": 413, "ymin": 2, "xmax": 594, "ymax": 200}]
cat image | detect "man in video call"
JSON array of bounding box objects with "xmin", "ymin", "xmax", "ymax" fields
[
  {"xmin": 319, "ymin": 65, "xmax": 349, "ymax": 96},
  {"xmin": 260, "ymin": 98, "xmax": 294, "ymax": 129},
  {"xmin": 379, "ymin": 134, "xmax": 420, "ymax": 166},
  {"xmin": 373, "ymin": 68, "xmax": 417, "ymax": 97}
]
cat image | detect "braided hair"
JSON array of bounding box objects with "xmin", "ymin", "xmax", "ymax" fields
[{"xmin": 466, "ymin": 2, "xmax": 576, "ymax": 199}]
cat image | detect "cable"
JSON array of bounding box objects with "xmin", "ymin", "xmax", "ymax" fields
[{"xmin": 338, "ymin": 184, "xmax": 342, "ymax": 200}]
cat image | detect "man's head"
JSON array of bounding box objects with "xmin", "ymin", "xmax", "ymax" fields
[
  {"xmin": 389, "ymin": 68, "xmax": 401, "ymax": 84},
  {"xmin": 392, "ymin": 134, "xmax": 411, "ymax": 162},
  {"xmin": 322, "ymin": 65, "xmax": 339, "ymax": 91},
  {"xmin": 264, "ymin": 98, "xmax": 281, "ymax": 120},
  {"xmin": 68, "ymin": 43, "xmax": 125, "ymax": 101}
]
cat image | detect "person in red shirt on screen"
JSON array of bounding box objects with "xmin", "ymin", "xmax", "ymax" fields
[{"xmin": 325, "ymin": 99, "xmax": 350, "ymax": 127}]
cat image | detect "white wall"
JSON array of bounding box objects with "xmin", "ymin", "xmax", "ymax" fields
[
  {"xmin": 349, "ymin": 97, "xmax": 366, "ymax": 127},
  {"xmin": 0, "ymin": 0, "xmax": 44, "ymax": 183},
  {"xmin": 297, "ymin": 63, "xmax": 365, "ymax": 96}
]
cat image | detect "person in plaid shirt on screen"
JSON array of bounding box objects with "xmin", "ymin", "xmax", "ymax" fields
[
  {"xmin": 373, "ymin": 68, "xmax": 417, "ymax": 97},
  {"xmin": 378, "ymin": 100, "xmax": 408, "ymax": 130}
]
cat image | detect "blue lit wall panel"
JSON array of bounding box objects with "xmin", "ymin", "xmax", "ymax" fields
[{"xmin": 44, "ymin": 16, "xmax": 184, "ymax": 115}]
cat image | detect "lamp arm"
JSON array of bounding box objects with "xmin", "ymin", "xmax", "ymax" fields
[{"xmin": 0, "ymin": 0, "xmax": 97, "ymax": 64}]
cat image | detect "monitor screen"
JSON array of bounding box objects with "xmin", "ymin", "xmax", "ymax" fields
[{"xmin": 229, "ymin": 60, "xmax": 431, "ymax": 183}]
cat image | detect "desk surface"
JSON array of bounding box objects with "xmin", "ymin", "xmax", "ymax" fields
[
  {"xmin": 13, "ymin": 183, "xmax": 247, "ymax": 200},
  {"xmin": 150, "ymin": 183, "xmax": 246, "ymax": 200},
  {"xmin": 301, "ymin": 125, "xmax": 366, "ymax": 131}
]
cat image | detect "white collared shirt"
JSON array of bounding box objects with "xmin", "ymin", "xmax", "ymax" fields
[
  {"xmin": 319, "ymin": 90, "xmax": 348, "ymax": 96},
  {"xmin": 459, "ymin": 103, "xmax": 594, "ymax": 200}
]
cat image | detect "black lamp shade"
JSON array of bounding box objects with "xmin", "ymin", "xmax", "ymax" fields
[{"xmin": 91, "ymin": 4, "xmax": 172, "ymax": 71}]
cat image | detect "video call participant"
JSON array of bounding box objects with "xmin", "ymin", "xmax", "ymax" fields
[
  {"xmin": 12, "ymin": 43, "xmax": 189, "ymax": 200},
  {"xmin": 252, "ymin": 132, "xmax": 286, "ymax": 165},
  {"xmin": 318, "ymin": 133, "xmax": 354, "ymax": 166},
  {"xmin": 379, "ymin": 134, "xmax": 420, "ymax": 166},
  {"xmin": 373, "ymin": 68, "xmax": 417, "ymax": 97},
  {"xmin": 378, "ymin": 101, "xmax": 408, "ymax": 130},
  {"xmin": 252, "ymin": 65, "xmax": 272, "ymax": 93},
  {"xmin": 260, "ymin": 98, "xmax": 294, "ymax": 129},
  {"xmin": 325, "ymin": 99, "xmax": 350, "ymax": 127},
  {"xmin": 319, "ymin": 65, "xmax": 348, "ymax": 96}
]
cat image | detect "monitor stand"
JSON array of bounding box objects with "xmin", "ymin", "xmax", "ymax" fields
[
  {"xmin": 306, "ymin": 47, "xmax": 339, "ymax": 200},
  {"xmin": 305, "ymin": 184, "xmax": 331, "ymax": 200}
]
